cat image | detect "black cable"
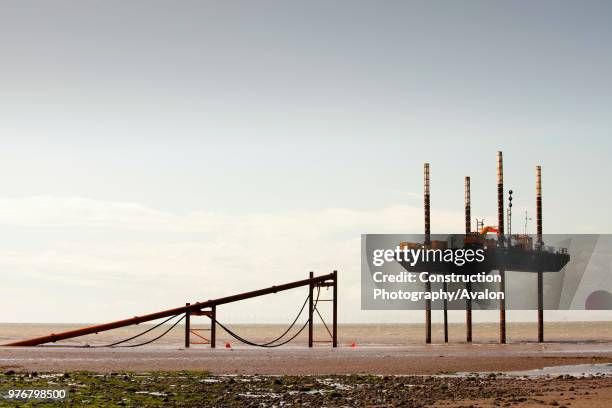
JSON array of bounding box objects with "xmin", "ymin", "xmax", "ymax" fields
[
  {"xmin": 315, "ymin": 306, "xmax": 333, "ymax": 340},
  {"xmin": 97, "ymin": 314, "xmax": 181, "ymax": 348},
  {"xmin": 215, "ymin": 288, "xmax": 317, "ymax": 347},
  {"xmin": 214, "ymin": 286, "xmax": 321, "ymax": 348},
  {"xmin": 113, "ymin": 314, "xmax": 185, "ymax": 348},
  {"xmin": 215, "ymin": 314, "xmax": 307, "ymax": 348},
  {"xmin": 52, "ymin": 314, "xmax": 183, "ymax": 349},
  {"xmin": 113, "ymin": 289, "xmax": 311, "ymax": 349},
  {"xmin": 45, "ymin": 284, "xmax": 322, "ymax": 349},
  {"xmin": 253, "ymin": 290, "xmax": 311, "ymax": 346}
]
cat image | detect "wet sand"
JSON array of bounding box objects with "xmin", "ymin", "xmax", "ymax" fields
[
  {"xmin": 3, "ymin": 321, "xmax": 612, "ymax": 348},
  {"xmin": 1, "ymin": 322, "xmax": 612, "ymax": 374},
  {"xmin": 1, "ymin": 343, "xmax": 612, "ymax": 375},
  {"xmin": 2, "ymin": 322, "xmax": 612, "ymax": 406}
]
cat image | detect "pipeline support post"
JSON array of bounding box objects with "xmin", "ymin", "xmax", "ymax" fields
[
  {"xmin": 185, "ymin": 303, "xmax": 191, "ymax": 349},
  {"xmin": 308, "ymin": 271, "xmax": 314, "ymax": 348},
  {"xmin": 211, "ymin": 305, "xmax": 216, "ymax": 348}
]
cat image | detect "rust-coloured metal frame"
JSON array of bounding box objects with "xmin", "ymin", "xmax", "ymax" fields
[{"xmin": 5, "ymin": 272, "xmax": 338, "ymax": 347}]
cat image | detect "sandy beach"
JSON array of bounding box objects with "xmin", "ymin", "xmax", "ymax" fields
[
  {"xmin": 2, "ymin": 322, "xmax": 612, "ymax": 406},
  {"xmin": 1, "ymin": 369, "xmax": 612, "ymax": 407},
  {"xmin": 2, "ymin": 342, "xmax": 612, "ymax": 375},
  {"xmin": 2, "ymin": 322, "xmax": 612, "ymax": 374}
]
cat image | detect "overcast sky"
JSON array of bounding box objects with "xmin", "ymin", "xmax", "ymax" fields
[{"xmin": 1, "ymin": 1, "xmax": 611, "ymax": 323}]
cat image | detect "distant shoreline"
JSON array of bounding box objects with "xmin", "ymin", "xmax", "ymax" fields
[{"xmin": 3, "ymin": 321, "xmax": 612, "ymax": 348}]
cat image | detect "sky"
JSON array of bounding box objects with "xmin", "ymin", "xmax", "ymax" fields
[{"xmin": 1, "ymin": 1, "xmax": 611, "ymax": 324}]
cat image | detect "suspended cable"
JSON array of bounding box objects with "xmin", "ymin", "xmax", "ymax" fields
[
  {"xmin": 100, "ymin": 314, "xmax": 181, "ymax": 348},
  {"xmin": 114, "ymin": 315, "xmax": 185, "ymax": 348},
  {"xmin": 214, "ymin": 287, "xmax": 321, "ymax": 348},
  {"xmin": 315, "ymin": 306, "xmax": 333, "ymax": 340},
  {"xmin": 55, "ymin": 283, "xmax": 325, "ymax": 349}
]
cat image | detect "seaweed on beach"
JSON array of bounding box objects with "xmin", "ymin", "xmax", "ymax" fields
[{"xmin": 0, "ymin": 370, "xmax": 610, "ymax": 407}]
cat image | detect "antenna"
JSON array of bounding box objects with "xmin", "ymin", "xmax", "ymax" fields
[
  {"xmin": 507, "ymin": 189, "xmax": 513, "ymax": 244},
  {"xmin": 524, "ymin": 211, "xmax": 532, "ymax": 235},
  {"xmin": 475, "ymin": 218, "xmax": 485, "ymax": 233},
  {"xmin": 465, "ymin": 177, "xmax": 471, "ymax": 234}
]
